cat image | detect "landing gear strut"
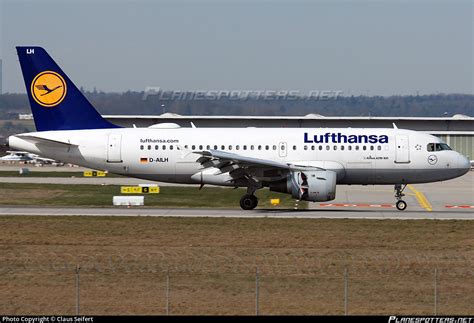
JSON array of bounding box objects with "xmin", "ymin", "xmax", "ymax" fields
[{"xmin": 394, "ymin": 184, "xmax": 407, "ymax": 211}]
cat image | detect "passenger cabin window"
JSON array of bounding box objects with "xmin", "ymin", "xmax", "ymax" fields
[{"xmin": 427, "ymin": 143, "xmax": 452, "ymax": 152}]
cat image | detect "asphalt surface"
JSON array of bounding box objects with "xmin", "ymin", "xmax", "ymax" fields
[{"xmin": 0, "ymin": 206, "xmax": 471, "ymax": 220}]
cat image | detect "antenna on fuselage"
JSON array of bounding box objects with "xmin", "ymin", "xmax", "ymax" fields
[{"xmin": 392, "ymin": 123, "xmax": 398, "ymax": 129}]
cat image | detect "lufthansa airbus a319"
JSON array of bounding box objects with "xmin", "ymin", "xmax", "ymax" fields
[{"xmin": 8, "ymin": 47, "xmax": 471, "ymax": 210}]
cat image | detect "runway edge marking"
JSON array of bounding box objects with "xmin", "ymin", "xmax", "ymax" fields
[{"xmin": 445, "ymin": 205, "xmax": 474, "ymax": 209}]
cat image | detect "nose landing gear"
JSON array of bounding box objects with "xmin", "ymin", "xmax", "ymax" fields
[{"xmin": 394, "ymin": 184, "xmax": 407, "ymax": 211}]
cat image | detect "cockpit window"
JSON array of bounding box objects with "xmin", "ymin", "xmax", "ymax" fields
[
  {"xmin": 427, "ymin": 143, "xmax": 452, "ymax": 152},
  {"xmin": 439, "ymin": 143, "xmax": 452, "ymax": 151}
]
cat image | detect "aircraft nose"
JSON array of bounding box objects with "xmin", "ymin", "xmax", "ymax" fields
[{"xmin": 457, "ymin": 154, "xmax": 471, "ymax": 174}]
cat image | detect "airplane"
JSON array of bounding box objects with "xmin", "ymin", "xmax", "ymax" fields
[
  {"xmin": 0, "ymin": 151, "xmax": 34, "ymax": 162},
  {"xmin": 0, "ymin": 150, "xmax": 60, "ymax": 165},
  {"xmin": 8, "ymin": 47, "xmax": 471, "ymax": 210}
]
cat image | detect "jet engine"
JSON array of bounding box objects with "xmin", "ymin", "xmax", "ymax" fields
[{"xmin": 269, "ymin": 170, "xmax": 337, "ymax": 202}]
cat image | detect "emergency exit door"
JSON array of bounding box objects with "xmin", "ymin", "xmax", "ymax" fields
[
  {"xmin": 395, "ymin": 135, "xmax": 410, "ymax": 163},
  {"xmin": 107, "ymin": 134, "xmax": 122, "ymax": 163},
  {"xmin": 278, "ymin": 142, "xmax": 287, "ymax": 157}
]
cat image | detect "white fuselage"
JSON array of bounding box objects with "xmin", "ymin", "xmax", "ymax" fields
[{"xmin": 9, "ymin": 127, "xmax": 470, "ymax": 186}]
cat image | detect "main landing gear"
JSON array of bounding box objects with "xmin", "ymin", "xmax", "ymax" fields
[
  {"xmin": 394, "ymin": 184, "xmax": 407, "ymax": 211},
  {"xmin": 240, "ymin": 194, "xmax": 258, "ymax": 210},
  {"xmin": 240, "ymin": 187, "xmax": 259, "ymax": 210}
]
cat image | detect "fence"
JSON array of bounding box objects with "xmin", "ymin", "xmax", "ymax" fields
[{"xmin": 0, "ymin": 252, "xmax": 473, "ymax": 315}]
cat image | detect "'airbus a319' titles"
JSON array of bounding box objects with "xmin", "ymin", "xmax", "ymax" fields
[{"xmin": 8, "ymin": 47, "xmax": 471, "ymax": 210}]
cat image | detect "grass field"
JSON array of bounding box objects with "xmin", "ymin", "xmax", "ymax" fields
[
  {"xmin": 0, "ymin": 216, "xmax": 472, "ymax": 315},
  {"xmin": 0, "ymin": 171, "xmax": 121, "ymax": 178},
  {"xmin": 0, "ymin": 183, "xmax": 304, "ymax": 209}
]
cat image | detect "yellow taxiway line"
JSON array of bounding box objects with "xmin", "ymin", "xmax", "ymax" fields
[{"xmin": 407, "ymin": 184, "xmax": 433, "ymax": 212}]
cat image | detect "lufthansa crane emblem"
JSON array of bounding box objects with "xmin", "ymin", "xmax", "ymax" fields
[
  {"xmin": 428, "ymin": 155, "xmax": 438, "ymax": 165},
  {"xmin": 31, "ymin": 71, "xmax": 67, "ymax": 107}
]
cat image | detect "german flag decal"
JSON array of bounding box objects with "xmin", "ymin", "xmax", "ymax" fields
[{"xmin": 140, "ymin": 157, "xmax": 148, "ymax": 163}]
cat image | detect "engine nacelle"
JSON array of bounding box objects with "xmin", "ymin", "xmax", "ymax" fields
[{"xmin": 269, "ymin": 170, "xmax": 337, "ymax": 202}]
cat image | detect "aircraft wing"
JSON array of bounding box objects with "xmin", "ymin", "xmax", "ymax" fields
[
  {"xmin": 6, "ymin": 151, "xmax": 29, "ymax": 155},
  {"xmin": 193, "ymin": 149, "xmax": 324, "ymax": 184},
  {"xmin": 197, "ymin": 149, "xmax": 291, "ymax": 169}
]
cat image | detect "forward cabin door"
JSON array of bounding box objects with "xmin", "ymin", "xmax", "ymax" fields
[
  {"xmin": 395, "ymin": 135, "xmax": 410, "ymax": 163},
  {"xmin": 107, "ymin": 134, "xmax": 123, "ymax": 163}
]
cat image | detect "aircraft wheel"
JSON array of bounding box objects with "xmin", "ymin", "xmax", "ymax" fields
[
  {"xmin": 396, "ymin": 200, "xmax": 407, "ymax": 211},
  {"xmin": 240, "ymin": 194, "xmax": 258, "ymax": 210}
]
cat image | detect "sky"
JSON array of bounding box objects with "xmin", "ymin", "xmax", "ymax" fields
[{"xmin": 0, "ymin": 0, "xmax": 472, "ymax": 96}]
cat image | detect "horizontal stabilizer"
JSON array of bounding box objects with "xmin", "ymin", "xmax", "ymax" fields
[{"xmin": 16, "ymin": 134, "xmax": 78, "ymax": 147}]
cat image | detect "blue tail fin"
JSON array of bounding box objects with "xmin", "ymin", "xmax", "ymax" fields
[{"xmin": 16, "ymin": 46, "xmax": 118, "ymax": 131}]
